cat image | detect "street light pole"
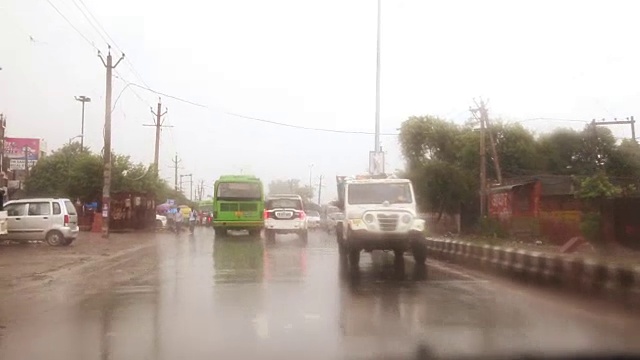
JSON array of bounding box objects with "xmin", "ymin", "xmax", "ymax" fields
[
  {"xmin": 75, "ymin": 96, "xmax": 91, "ymax": 151},
  {"xmin": 374, "ymin": 0, "xmax": 382, "ymax": 155}
]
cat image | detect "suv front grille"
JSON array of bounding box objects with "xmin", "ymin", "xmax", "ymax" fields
[{"xmin": 377, "ymin": 213, "xmax": 398, "ymax": 231}]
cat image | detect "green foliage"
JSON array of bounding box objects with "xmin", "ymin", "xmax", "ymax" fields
[
  {"xmin": 575, "ymin": 172, "xmax": 621, "ymax": 200},
  {"xmin": 268, "ymin": 179, "xmax": 314, "ymax": 203},
  {"xmin": 399, "ymin": 114, "xmax": 640, "ymax": 220},
  {"xmin": 25, "ymin": 143, "xmax": 171, "ymax": 203}
]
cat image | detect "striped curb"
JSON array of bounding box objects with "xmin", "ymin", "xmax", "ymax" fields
[{"xmin": 425, "ymin": 238, "xmax": 640, "ymax": 306}]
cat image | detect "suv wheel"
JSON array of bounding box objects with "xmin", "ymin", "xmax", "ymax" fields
[{"xmin": 45, "ymin": 230, "xmax": 64, "ymax": 246}]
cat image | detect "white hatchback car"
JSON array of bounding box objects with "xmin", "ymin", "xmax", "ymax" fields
[
  {"xmin": 263, "ymin": 194, "xmax": 308, "ymax": 243},
  {"xmin": 3, "ymin": 198, "xmax": 79, "ymax": 246}
]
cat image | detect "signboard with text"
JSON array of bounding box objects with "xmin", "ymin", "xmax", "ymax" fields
[{"xmin": 5, "ymin": 137, "xmax": 41, "ymax": 170}]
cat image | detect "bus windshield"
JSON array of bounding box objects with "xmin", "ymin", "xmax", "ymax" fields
[{"xmin": 217, "ymin": 182, "xmax": 262, "ymax": 200}]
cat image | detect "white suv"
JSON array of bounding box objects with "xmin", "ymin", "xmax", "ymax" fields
[
  {"xmin": 263, "ymin": 194, "xmax": 308, "ymax": 243},
  {"xmin": 3, "ymin": 198, "xmax": 79, "ymax": 246}
]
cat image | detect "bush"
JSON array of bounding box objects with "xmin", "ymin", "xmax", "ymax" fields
[
  {"xmin": 580, "ymin": 212, "xmax": 604, "ymax": 248},
  {"xmin": 479, "ymin": 216, "xmax": 508, "ymax": 238}
]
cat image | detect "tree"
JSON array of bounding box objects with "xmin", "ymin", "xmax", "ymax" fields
[
  {"xmin": 268, "ymin": 179, "xmax": 314, "ymax": 203},
  {"xmin": 25, "ymin": 143, "xmax": 170, "ymax": 203}
]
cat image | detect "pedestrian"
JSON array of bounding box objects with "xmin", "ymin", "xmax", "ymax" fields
[
  {"xmin": 174, "ymin": 209, "xmax": 183, "ymax": 234},
  {"xmin": 189, "ymin": 208, "xmax": 198, "ymax": 234}
]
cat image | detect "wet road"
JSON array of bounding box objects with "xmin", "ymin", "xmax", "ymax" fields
[{"xmin": 1, "ymin": 229, "xmax": 640, "ymax": 359}]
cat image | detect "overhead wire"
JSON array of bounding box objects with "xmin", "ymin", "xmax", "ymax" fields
[{"xmin": 45, "ymin": 0, "xmax": 97, "ymax": 50}]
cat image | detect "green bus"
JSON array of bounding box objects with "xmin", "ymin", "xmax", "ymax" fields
[
  {"xmin": 213, "ymin": 175, "xmax": 265, "ymax": 237},
  {"xmin": 197, "ymin": 199, "xmax": 214, "ymax": 226}
]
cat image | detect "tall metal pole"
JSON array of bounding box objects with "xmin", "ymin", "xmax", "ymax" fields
[
  {"xmin": 317, "ymin": 175, "xmax": 323, "ymax": 205},
  {"xmin": 374, "ymin": 0, "xmax": 381, "ymax": 154},
  {"xmin": 99, "ymin": 47, "xmax": 124, "ymax": 238}
]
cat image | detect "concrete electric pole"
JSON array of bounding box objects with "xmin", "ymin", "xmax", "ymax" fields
[
  {"xmin": 98, "ymin": 46, "xmax": 125, "ymax": 238},
  {"xmin": 144, "ymin": 98, "xmax": 169, "ymax": 173},
  {"xmin": 74, "ymin": 96, "xmax": 91, "ymax": 151},
  {"xmin": 171, "ymin": 154, "xmax": 181, "ymax": 191}
]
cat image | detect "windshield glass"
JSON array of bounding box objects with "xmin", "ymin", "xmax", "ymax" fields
[
  {"xmin": 347, "ymin": 183, "xmax": 413, "ymax": 205},
  {"xmin": 266, "ymin": 198, "xmax": 302, "ymax": 210},
  {"xmin": 217, "ymin": 182, "xmax": 262, "ymax": 200}
]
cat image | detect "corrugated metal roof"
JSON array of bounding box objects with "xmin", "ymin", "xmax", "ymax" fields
[{"xmin": 489, "ymin": 181, "xmax": 535, "ymax": 193}]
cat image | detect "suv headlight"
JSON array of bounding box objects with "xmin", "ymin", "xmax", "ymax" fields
[
  {"xmin": 401, "ymin": 214, "xmax": 412, "ymax": 224},
  {"xmin": 363, "ymin": 213, "xmax": 375, "ymax": 224}
]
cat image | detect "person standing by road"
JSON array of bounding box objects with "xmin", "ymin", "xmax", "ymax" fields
[
  {"xmin": 174, "ymin": 210, "xmax": 183, "ymax": 234},
  {"xmin": 188, "ymin": 209, "xmax": 198, "ymax": 234}
]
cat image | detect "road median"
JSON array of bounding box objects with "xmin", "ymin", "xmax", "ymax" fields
[{"xmin": 426, "ymin": 238, "xmax": 640, "ymax": 306}]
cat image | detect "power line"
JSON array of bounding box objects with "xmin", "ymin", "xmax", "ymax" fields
[
  {"xmin": 75, "ymin": 0, "xmax": 152, "ymax": 90},
  {"xmin": 45, "ymin": 0, "xmax": 97, "ymax": 50}
]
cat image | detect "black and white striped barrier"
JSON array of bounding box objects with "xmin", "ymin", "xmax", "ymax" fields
[{"xmin": 424, "ymin": 238, "xmax": 640, "ymax": 305}]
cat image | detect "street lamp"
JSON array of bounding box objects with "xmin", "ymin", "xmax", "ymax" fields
[
  {"xmin": 74, "ymin": 96, "xmax": 91, "ymax": 151},
  {"xmin": 68, "ymin": 135, "xmax": 83, "ymax": 145}
]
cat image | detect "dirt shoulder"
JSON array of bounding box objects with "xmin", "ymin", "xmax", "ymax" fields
[{"xmin": 0, "ymin": 231, "xmax": 161, "ymax": 290}]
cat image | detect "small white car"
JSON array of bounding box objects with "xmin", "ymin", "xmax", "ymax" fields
[
  {"xmin": 2, "ymin": 198, "xmax": 79, "ymax": 246},
  {"xmin": 263, "ymin": 194, "xmax": 308, "ymax": 243},
  {"xmin": 156, "ymin": 214, "xmax": 167, "ymax": 229},
  {"xmin": 306, "ymin": 210, "xmax": 321, "ymax": 229}
]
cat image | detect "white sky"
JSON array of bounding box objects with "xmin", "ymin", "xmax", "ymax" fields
[{"xmin": 2, "ymin": 0, "xmax": 639, "ymax": 201}]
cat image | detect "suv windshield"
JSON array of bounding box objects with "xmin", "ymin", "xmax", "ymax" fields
[
  {"xmin": 347, "ymin": 183, "xmax": 413, "ymax": 205},
  {"xmin": 266, "ymin": 198, "xmax": 302, "ymax": 210}
]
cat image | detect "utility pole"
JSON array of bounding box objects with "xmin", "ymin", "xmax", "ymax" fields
[
  {"xmin": 144, "ymin": 98, "xmax": 169, "ymax": 172},
  {"xmin": 373, "ymin": 0, "xmax": 382, "ymax": 156},
  {"xmin": 317, "ymin": 174, "xmax": 323, "ymax": 205},
  {"xmin": 591, "ymin": 117, "xmax": 637, "ymax": 143},
  {"xmin": 0, "ymin": 114, "xmax": 5, "ymax": 173},
  {"xmin": 171, "ymin": 154, "xmax": 180, "ymax": 191},
  {"xmin": 477, "ymin": 100, "xmax": 502, "ymax": 185},
  {"xmin": 23, "ymin": 146, "xmax": 30, "ymax": 178},
  {"xmin": 74, "ymin": 96, "xmax": 91, "ymax": 151},
  {"xmin": 180, "ymin": 174, "xmax": 193, "ymax": 199},
  {"xmin": 98, "ymin": 46, "xmax": 125, "ymax": 238}
]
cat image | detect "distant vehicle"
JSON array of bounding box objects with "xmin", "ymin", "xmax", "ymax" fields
[
  {"xmin": 156, "ymin": 214, "xmax": 167, "ymax": 229},
  {"xmin": 306, "ymin": 210, "xmax": 321, "ymax": 229},
  {"xmin": 263, "ymin": 194, "xmax": 308, "ymax": 243},
  {"xmin": 197, "ymin": 199, "xmax": 214, "ymax": 226},
  {"xmin": 2, "ymin": 198, "xmax": 79, "ymax": 246},
  {"xmin": 334, "ymin": 174, "xmax": 427, "ymax": 267},
  {"xmin": 323, "ymin": 211, "xmax": 344, "ymax": 234},
  {"xmin": 213, "ymin": 175, "xmax": 265, "ymax": 237}
]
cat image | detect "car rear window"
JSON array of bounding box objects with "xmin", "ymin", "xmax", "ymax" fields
[
  {"xmin": 64, "ymin": 200, "xmax": 77, "ymax": 215},
  {"xmin": 266, "ymin": 199, "xmax": 302, "ymax": 210}
]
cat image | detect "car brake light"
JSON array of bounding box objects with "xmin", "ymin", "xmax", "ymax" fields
[
  {"xmin": 263, "ymin": 210, "xmax": 268, "ymax": 219},
  {"xmin": 64, "ymin": 214, "xmax": 69, "ymax": 226},
  {"xmin": 298, "ymin": 211, "xmax": 306, "ymax": 220}
]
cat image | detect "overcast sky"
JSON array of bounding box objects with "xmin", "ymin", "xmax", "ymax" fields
[{"xmin": 2, "ymin": 0, "xmax": 639, "ymax": 201}]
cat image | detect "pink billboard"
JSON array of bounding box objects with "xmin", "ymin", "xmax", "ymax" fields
[{"xmin": 4, "ymin": 137, "xmax": 40, "ymax": 160}]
